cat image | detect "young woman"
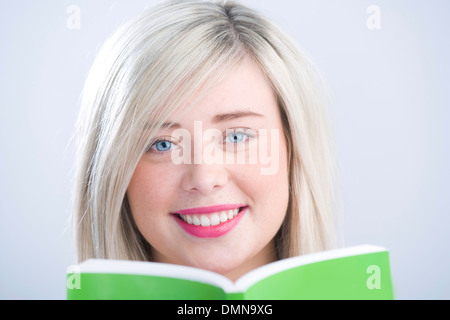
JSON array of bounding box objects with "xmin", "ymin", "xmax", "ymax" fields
[{"xmin": 72, "ymin": 0, "xmax": 337, "ymax": 282}]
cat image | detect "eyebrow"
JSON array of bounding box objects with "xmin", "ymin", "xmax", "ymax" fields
[
  {"xmin": 212, "ymin": 111, "xmax": 265, "ymax": 123},
  {"xmin": 158, "ymin": 111, "xmax": 265, "ymax": 129},
  {"xmin": 159, "ymin": 122, "xmax": 181, "ymax": 129}
]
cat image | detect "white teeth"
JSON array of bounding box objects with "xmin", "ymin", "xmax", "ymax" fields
[
  {"xmin": 179, "ymin": 208, "xmax": 243, "ymax": 227},
  {"xmin": 192, "ymin": 216, "xmax": 200, "ymax": 226},
  {"xmin": 210, "ymin": 214, "xmax": 220, "ymax": 226},
  {"xmin": 200, "ymin": 215, "xmax": 210, "ymax": 227},
  {"xmin": 219, "ymin": 211, "xmax": 228, "ymax": 222}
]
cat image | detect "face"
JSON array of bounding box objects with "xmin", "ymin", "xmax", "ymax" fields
[{"xmin": 127, "ymin": 56, "xmax": 289, "ymax": 281}]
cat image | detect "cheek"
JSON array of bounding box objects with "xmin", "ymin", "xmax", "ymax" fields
[
  {"xmin": 232, "ymin": 136, "xmax": 289, "ymax": 220},
  {"xmin": 127, "ymin": 161, "xmax": 179, "ymax": 228},
  {"xmin": 248, "ymin": 167, "xmax": 289, "ymax": 215}
]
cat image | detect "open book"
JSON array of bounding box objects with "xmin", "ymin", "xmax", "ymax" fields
[{"xmin": 66, "ymin": 245, "xmax": 393, "ymax": 300}]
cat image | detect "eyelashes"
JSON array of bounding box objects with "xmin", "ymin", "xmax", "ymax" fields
[
  {"xmin": 147, "ymin": 139, "xmax": 180, "ymax": 153},
  {"xmin": 223, "ymin": 131, "xmax": 251, "ymax": 144},
  {"xmin": 147, "ymin": 128, "xmax": 257, "ymax": 156}
]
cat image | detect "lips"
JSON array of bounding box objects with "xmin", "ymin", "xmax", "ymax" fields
[
  {"xmin": 179, "ymin": 207, "xmax": 240, "ymax": 226},
  {"xmin": 171, "ymin": 204, "xmax": 247, "ymax": 238}
]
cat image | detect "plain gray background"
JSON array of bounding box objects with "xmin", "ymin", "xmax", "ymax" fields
[{"xmin": 0, "ymin": 0, "xmax": 448, "ymax": 299}]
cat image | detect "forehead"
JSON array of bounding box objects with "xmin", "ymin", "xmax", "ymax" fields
[{"xmin": 170, "ymin": 56, "xmax": 278, "ymax": 125}]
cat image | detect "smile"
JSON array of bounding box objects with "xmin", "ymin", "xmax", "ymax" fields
[
  {"xmin": 178, "ymin": 208, "xmax": 240, "ymax": 227},
  {"xmin": 171, "ymin": 204, "xmax": 247, "ymax": 238}
]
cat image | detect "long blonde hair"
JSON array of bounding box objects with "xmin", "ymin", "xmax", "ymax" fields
[{"xmin": 72, "ymin": 0, "xmax": 336, "ymax": 263}]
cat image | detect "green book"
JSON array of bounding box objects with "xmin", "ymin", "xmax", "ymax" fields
[{"xmin": 66, "ymin": 245, "xmax": 393, "ymax": 300}]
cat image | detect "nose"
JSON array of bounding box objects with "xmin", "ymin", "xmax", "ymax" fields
[{"xmin": 181, "ymin": 162, "xmax": 229, "ymax": 195}]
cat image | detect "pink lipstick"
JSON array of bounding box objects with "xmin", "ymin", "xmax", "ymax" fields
[{"xmin": 171, "ymin": 204, "xmax": 247, "ymax": 238}]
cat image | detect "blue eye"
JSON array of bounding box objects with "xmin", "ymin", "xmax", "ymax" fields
[
  {"xmin": 225, "ymin": 132, "xmax": 248, "ymax": 144},
  {"xmin": 150, "ymin": 140, "xmax": 174, "ymax": 152}
]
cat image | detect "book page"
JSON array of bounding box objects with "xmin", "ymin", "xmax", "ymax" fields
[
  {"xmin": 230, "ymin": 245, "xmax": 388, "ymax": 294},
  {"xmin": 75, "ymin": 259, "xmax": 236, "ymax": 292}
]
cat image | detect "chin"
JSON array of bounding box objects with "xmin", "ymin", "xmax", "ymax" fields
[{"xmin": 185, "ymin": 250, "xmax": 248, "ymax": 279}]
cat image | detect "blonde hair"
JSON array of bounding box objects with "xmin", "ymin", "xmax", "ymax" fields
[{"xmin": 72, "ymin": 0, "xmax": 336, "ymax": 263}]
